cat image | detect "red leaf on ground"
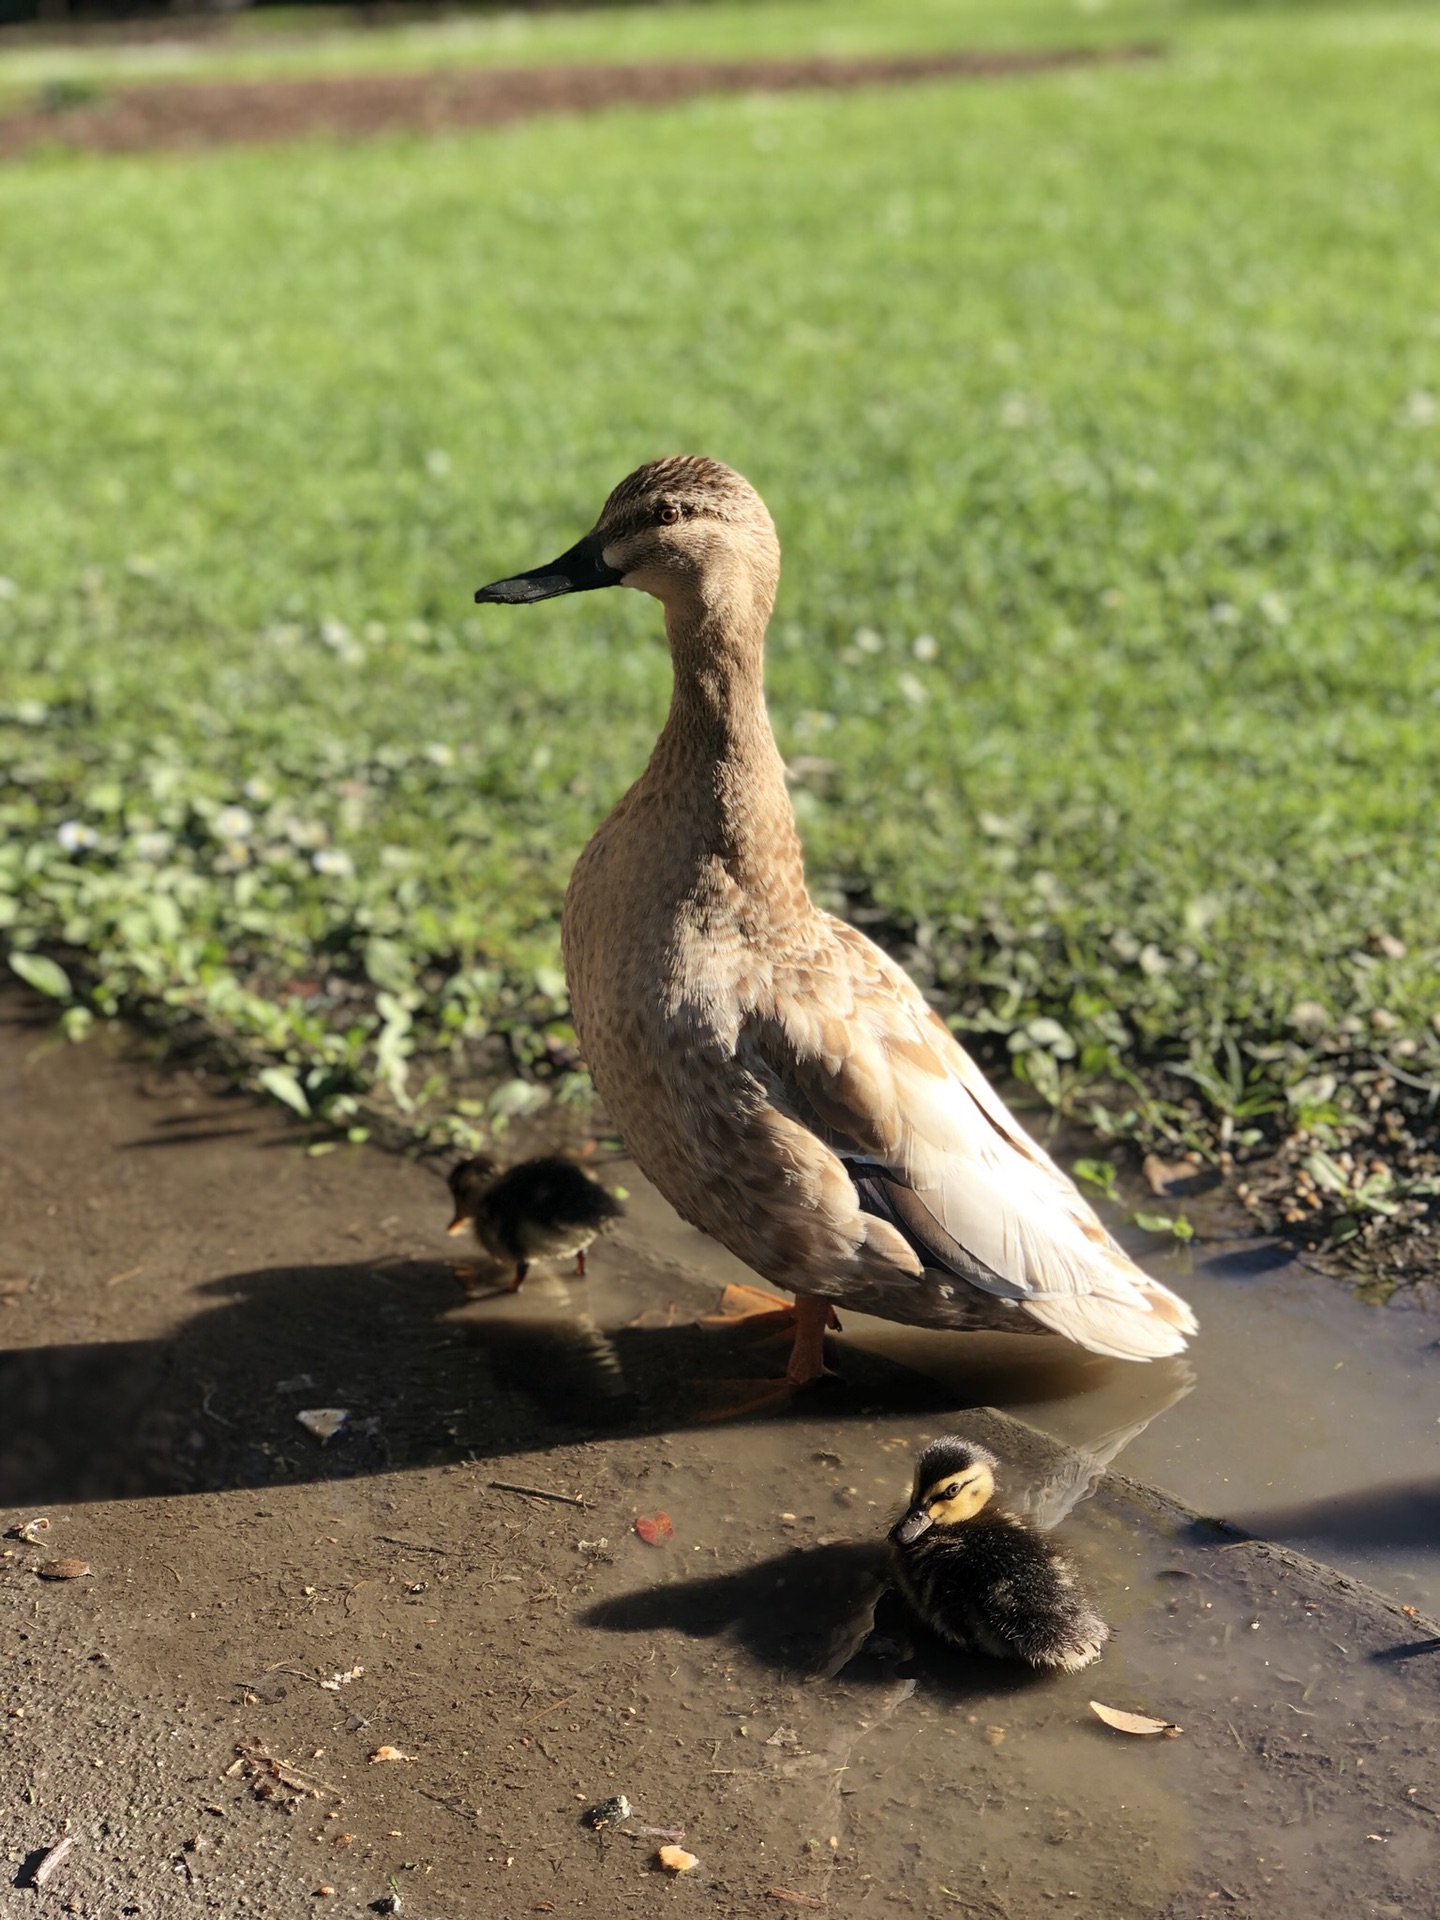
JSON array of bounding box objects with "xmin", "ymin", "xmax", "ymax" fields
[{"xmin": 635, "ymin": 1512, "xmax": 674, "ymax": 1546}]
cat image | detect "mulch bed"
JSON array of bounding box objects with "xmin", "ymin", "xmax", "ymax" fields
[{"xmin": 0, "ymin": 43, "xmax": 1159, "ymax": 159}]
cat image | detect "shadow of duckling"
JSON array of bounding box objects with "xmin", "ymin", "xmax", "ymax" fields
[{"xmin": 583, "ymin": 1537, "xmax": 1052, "ymax": 1705}]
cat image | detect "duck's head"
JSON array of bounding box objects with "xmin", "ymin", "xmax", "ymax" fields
[
  {"xmin": 475, "ymin": 456, "xmax": 780, "ymax": 620},
  {"xmin": 446, "ymin": 1154, "xmax": 499, "ymax": 1233},
  {"xmin": 890, "ymin": 1438, "xmax": 999, "ymax": 1544}
]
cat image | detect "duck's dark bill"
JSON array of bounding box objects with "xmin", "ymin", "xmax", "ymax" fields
[
  {"xmin": 891, "ymin": 1507, "xmax": 934, "ymax": 1546},
  {"xmin": 475, "ymin": 535, "xmax": 622, "ymax": 604}
]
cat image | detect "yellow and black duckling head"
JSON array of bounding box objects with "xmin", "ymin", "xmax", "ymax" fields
[{"xmin": 891, "ymin": 1438, "xmax": 999, "ymax": 1545}]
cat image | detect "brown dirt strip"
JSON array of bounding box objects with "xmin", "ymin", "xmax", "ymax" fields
[{"xmin": 0, "ymin": 43, "xmax": 1160, "ymax": 160}]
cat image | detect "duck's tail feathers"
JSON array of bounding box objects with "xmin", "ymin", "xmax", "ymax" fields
[{"xmin": 1021, "ymin": 1267, "xmax": 1197, "ymax": 1361}]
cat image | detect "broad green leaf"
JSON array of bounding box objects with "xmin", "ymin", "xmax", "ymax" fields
[
  {"xmin": 9, "ymin": 953, "xmax": 72, "ymax": 1000},
  {"xmin": 258, "ymin": 1065, "xmax": 311, "ymax": 1118}
]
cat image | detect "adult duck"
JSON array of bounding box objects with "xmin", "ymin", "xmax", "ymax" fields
[{"xmin": 476, "ymin": 457, "xmax": 1196, "ymax": 1387}]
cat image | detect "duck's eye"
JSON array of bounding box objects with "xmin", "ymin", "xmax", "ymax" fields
[{"xmin": 657, "ymin": 503, "xmax": 681, "ymax": 526}]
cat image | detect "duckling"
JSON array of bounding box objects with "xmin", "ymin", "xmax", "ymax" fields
[
  {"xmin": 888, "ymin": 1437, "xmax": 1108, "ymax": 1672},
  {"xmin": 475, "ymin": 457, "xmax": 1196, "ymax": 1390},
  {"xmin": 446, "ymin": 1154, "xmax": 623, "ymax": 1290}
]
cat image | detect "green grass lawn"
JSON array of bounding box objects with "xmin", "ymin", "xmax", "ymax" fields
[{"xmin": 1, "ymin": 1, "xmax": 1438, "ymax": 1270}]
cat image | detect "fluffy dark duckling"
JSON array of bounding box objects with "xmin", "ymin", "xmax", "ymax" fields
[
  {"xmin": 446, "ymin": 1154, "xmax": 623, "ymax": 1290},
  {"xmin": 888, "ymin": 1437, "xmax": 1108, "ymax": 1673}
]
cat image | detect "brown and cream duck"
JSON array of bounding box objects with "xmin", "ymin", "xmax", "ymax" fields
[{"xmin": 475, "ymin": 457, "xmax": 1196, "ymax": 1386}]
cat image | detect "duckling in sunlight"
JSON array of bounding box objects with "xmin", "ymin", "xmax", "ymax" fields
[
  {"xmin": 889, "ymin": 1437, "xmax": 1108, "ymax": 1673},
  {"xmin": 445, "ymin": 1154, "xmax": 623, "ymax": 1291}
]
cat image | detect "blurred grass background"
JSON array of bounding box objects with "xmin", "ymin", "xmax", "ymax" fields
[{"xmin": 0, "ymin": 1, "xmax": 1437, "ymax": 1215}]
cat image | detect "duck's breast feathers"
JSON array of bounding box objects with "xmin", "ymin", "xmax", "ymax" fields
[{"xmin": 752, "ymin": 918, "xmax": 1196, "ymax": 1360}]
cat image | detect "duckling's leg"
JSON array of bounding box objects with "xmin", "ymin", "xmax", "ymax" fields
[
  {"xmin": 574, "ymin": 1248, "xmax": 587, "ymax": 1278},
  {"xmin": 504, "ymin": 1260, "xmax": 531, "ymax": 1293}
]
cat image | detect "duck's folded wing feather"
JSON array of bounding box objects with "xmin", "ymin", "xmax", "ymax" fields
[{"xmin": 756, "ymin": 921, "xmax": 1196, "ymax": 1361}]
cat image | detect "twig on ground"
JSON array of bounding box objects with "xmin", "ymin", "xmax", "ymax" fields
[{"xmin": 488, "ymin": 1481, "xmax": 587, "ymax": 1509}]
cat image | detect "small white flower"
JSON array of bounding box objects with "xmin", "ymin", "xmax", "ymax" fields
[
  {"xmin": 243, "ymin": 776, "xmax": 274, "ymax": 804},
  {"xmin": 57, "ymin": 820, "xmax": 99, "ymax": 853},
  {"xmin": 1401, "ymin": 389, "xmax": 1436, "ymax": 428},
  {"xmin": 424, "ymin": 449, "xmax": 452, "ymax": 478},
  {"xmin": 1259, "ymin": 591, "xmax": 1290, "ymax": 627},
  {"xmin": 133, "ymin": 830, "xmax": 173, "ymax": 861},
  {"xmin": 423, "ymin": 742, "xmax": 455, "ymax": 767},
  {"xmin": 214, "ymin": 805, "xmax": 253, "ymax": 840},
  {"xmin": 853, "ymin": 628, "xmax": 884, "ymax": 655},
  {"xmin": 312, "ymin": 848, "xmax": 354, "ymax": 878},
  {"xmin": 0, "ymin": 576, "xmax": 17, "ymax": 599},
  {"xmin": 320, "ymin": 618, "xmax": 365, "ymax": 664},
  {"xmin": 897, "ymin": 672, "xmax": 927, "ymax": 707},
  {"xmin": 912, "ymin": 634, "xmax": 938, "ymax": 662}
]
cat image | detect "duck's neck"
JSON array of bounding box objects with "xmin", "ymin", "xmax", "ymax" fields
[{"xmin": 643, "ymin": 590, "xmax": 807, "ymax": 911}]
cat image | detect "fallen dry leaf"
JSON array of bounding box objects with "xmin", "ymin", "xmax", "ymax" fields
[
  {"xmin": 1089, "ymin": 1700, "xmax": 1183, "ymax": 1738},
  {"xmin": 0, "ymin": 1274, "xmax": 31, "ymax": 1302},
  {"xmin": 368, "ymin": 1745, "xmax": 415, "ymax": 1764},
  {"xmin": 634, "ymin": 1512, "xmax": 674, "ymax": 1546},
  {"xmin": 37, "ymin": 1558, "xmax": 90, "ymax": 1581},
  {"xmin": 296, "ymin": 1408, "xmax": 350, "ymax": 1444},
  {"xmin": 658, "ymin": 1845, "xmax": 699, "ymax": 1874}
]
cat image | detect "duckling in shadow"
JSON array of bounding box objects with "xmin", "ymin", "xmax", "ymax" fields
[
  {"xmin": 446, "ymin": 1154, "xmax": 623, "ymax": 1291},
  {"xmin": 889, "ymin": 1437, "xmax": 1108, "ymax": 1673}
]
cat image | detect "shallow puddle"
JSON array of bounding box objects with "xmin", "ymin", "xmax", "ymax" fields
[
  {"xmin": 2, "ymin": 999, "xmax": 1436, "ymax": 1917},
  {"xmin": 607, "ymin": 1161, "xmax": 1440, "ymax": 1613}
]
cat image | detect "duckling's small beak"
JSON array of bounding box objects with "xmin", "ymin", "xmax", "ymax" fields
[
  {"xmin": 446, "ymin": 1212, "xmax": 470, "ymax": 1236},
  {"xmin": 891, "ymin": 1506, "xmax": 934, "ymax": 1547},
  {"xmin": 475, "ymin": 533, "xmax": 622, "ymax": 604}
]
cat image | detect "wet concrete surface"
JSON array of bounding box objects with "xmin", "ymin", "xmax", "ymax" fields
[{"xmin": 1, "ymin": 992, "xmax": 1437, "ymax": 1918}]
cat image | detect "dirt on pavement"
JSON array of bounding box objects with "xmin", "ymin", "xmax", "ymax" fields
[
  {"xmin": 1, "ymin": 986, "xmax": 1437, "ymax": 1919},
  {"xmin": 0, "ymin": 44, "xmax": 1158, "ymax": 160}
]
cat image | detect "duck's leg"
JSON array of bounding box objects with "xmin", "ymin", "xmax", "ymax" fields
[
  {"xmin": 504, "ymin": 1259, "xmax": 531, "ymax": 1293},
  {"xmin": 699, "ymin": 1281, "xmax": 843, "ymax": 1333},
  {"xmin": 688, "ymin": 1291, "xmax": 841, "ymax": 1418},
  {"xmin": 786, "ymin": 1292, "xmax": 839, "ymax": 1388},
  {"xmin": 574, "ymin": 1248, "xmax": 587, "ymax": 1278}
]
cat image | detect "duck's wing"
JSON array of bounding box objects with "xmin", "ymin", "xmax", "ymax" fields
[{"xmin": 755, "ymin": 919, "xmax": 1196, "ymax": 1361}]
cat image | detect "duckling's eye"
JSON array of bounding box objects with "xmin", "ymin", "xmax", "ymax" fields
[
  {"xmin": 657, "ymin": 503, "xmax": 681, "ymax": 526},
  {"xmin": 941, "ymin": 1485, "xmax": 960, "ymax": 1500}
]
